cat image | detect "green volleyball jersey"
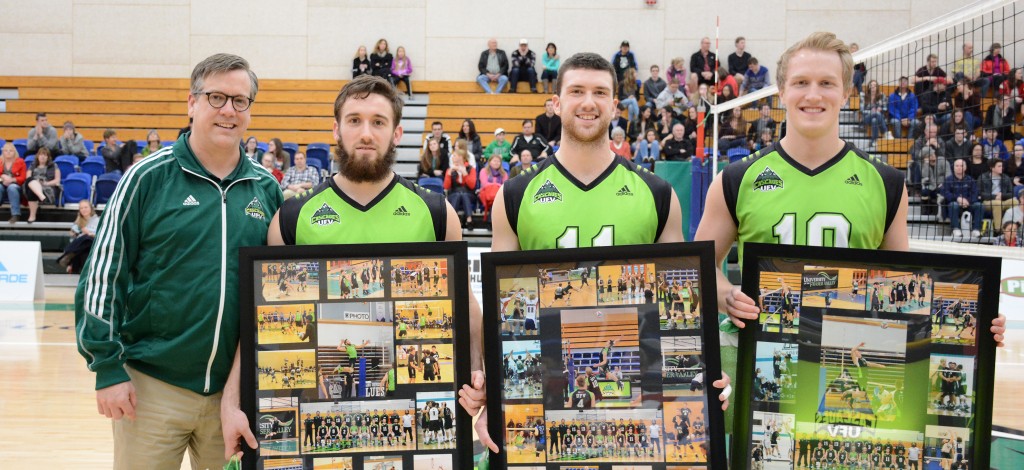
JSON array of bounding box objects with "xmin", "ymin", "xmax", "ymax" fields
[
  {"xmin": 503, "ymin": 155, "xmax": 673, "ymax": 250},
  {"xmin": 723, "ymin": 142, "xmax": 904, "ymax": 262},
  {"xmin": 279, "ymin": 173, "xmax": 447, "ymax": 245}
]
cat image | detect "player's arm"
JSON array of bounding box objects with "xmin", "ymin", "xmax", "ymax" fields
[
  {"xmin": 656, "ymin": 187, "xmax": 685, "ymax": 243},
  {"xmin": 267, "ymin": 210, "xmax": 285, "ymax": 246},
  {"xmin": 444, "ymin": 200, "xmax": 499, "ymax": 452},
  {"xmin": 694, "ymin": 176, "xmax": 759, "ymax": 327},
  {"xmin": 221, "ymin": 344, "xmax": 258, "ymax": 458},
  {"xmin": 880, "ymin": 186, "xmax": 910, "ymax": 251},
  {"xmin": 490, "ymin": 187, "xmax": 520, "ymax": 252}
]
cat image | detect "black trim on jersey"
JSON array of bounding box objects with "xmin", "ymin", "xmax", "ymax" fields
[
  {"xmin": 549, "ymin": 153, "xmax": 620, "ymax": 192},
  {"xmin": 849, "ymin": 145, "xmax": 905, "ymax": 234},
  {"xmin": 278, "ymin": 172, "xmax": 447, "ymax": 244},
  {"xmin": 501, "ymin": 155, "xmax": 672, "ymax": 239},
  {"xmin": 775, "ymin": 141, "xmax": 851, "ymax": 177},
  {"xmin": 721, "ymin": 145, "xmax": 772, "ymax": 227}
]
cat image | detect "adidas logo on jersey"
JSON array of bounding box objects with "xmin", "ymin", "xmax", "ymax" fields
[
  {"xmin": 393, "ymin": 206, "xmax": 411, "ymax": 216},
  {"xmin": 533, "ymin": 179, "xmax": 563, "ymax": 204},
  {"xmin": 616, "ymin": 185, "xmax": 633, "ymax": 196},
  {"xmin": 183, "ymin": 195, "xmax": 200, "ymax": 206},
  {"xmin": 753, "ymin": 166, "xmax": 783, "ymax": 192},
  {"xmin": 845, "ymin": 174, "xmax": 863, "ymax": 186},
  {"xmin": 310, "ymin": 202, "xmax": 341, "ymax": 226}
]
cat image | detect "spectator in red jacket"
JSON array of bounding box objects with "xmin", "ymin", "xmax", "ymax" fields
[
  {"xmin": 1, "ymin": 142, "xmax": 27, "ymax": 223},
  {"xmin": 260, "ymin": 152, "xmax": 283, "ymax": 183},
  {"xmin": 981, "ymin": 42, "xmax": 1011, "ymax": 94},
  {"xmin": 444, "ymin": 150, "xmax": 477, "ymax": 226},
  {"xmin": 998, "ymin": 68, "xmax": 1023, "ymax": 108}
]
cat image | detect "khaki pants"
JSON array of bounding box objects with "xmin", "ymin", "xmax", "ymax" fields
[
  {"xmin": 985, "ymin": 198, "xmax": 1016, "ymax": 230},
  {"xmin": 113, "ymin": 366, "xmax": 225, "ymax": 470}
]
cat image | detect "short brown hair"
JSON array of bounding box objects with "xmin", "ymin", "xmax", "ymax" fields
[
  {"xmin": 190, "ymin": 53, "xmax": 258, "ymax": 99},
  {"xmin": 555, "ymin": 52, "xmax": 618, "ymax": 96},
  {"xmin": 103, "ymin": 128, "xmax": 117, "ymax": 140},
  {"xmin": 333, "ymin": 75, "xmax": 404, "ymax": 126},
  {"xmin": 776, "ymin": 32, "xmax": 853, "ymax": 93},
  {"xmin": 735, "ymin": 36, "xmax": 745, "ymax": 45}
]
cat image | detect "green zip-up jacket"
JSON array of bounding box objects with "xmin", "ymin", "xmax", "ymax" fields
[{"xmin": 75, "ymin": 133, "xmax": 283, "ymax": 395}]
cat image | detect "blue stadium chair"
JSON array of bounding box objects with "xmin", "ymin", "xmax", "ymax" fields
[
  {"xmin": 417, "ymin": 177, "xmax": 445, "ymax": 194},
  {"xmin": 80, "ymin": 156, "xmax": 106, "ymax": 178},
  {"xmin": 501, "ymin": 162, "xmax": 510, "ymax": 173},
  {"xmin": 23, "ymin": 154, "xmax": 35, "ymax": 169},
  {"xmin": 54, "ymin": 155, "xmax": 79, "ymax": 182},
  {"xmin": 256, "ymin": 142, "xmax": 269, "ymax": 152},
  {"xmin": 640, "ymin": 162, "xmax": 653, "ymax": 171},
  {"xmin": 136, "ymin": 140, "xmax": 148, "ymax": 150},
  {"xmin": 94, "ymin": 172, "xmax": 122, "ymax": 205},
  {"xmin": 13, "ymin": 139, "xmax": 27, "ymax": 157},
  {"xmin": 282, "ymin": 142, "xmax": 299, "ymax": 164},
  {"xmin": 161, "ymin": 140, "xmax": 174, "ymax": 148},
  {"xmin": 727, "ymin": 147, "xmax": 751, "ymax": 163},
  {"xmin": 306, "ymin": 158, "xmax": 323, "ymax": 171},
  {"xmin": 62, "ymin": 173, "xmax": 92, "ymax": 205},
  {"xmin": 0, "ymin": 138, "xmax": 5, "ymax": 148},
  {"xmin": 306, "ymin": 143, "xmax": 331, "ymax": 170},
  {"xmin": 82, "ymin": 139, "xmax": 95, "ymax": 156}
]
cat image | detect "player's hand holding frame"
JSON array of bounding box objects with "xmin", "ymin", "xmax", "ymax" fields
[{"xmin": 96, "ymin": 381, "xmax": 136, "ymax": 420}]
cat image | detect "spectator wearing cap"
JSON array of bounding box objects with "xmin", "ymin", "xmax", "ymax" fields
[
  {"xmin": 27, "ymin": 112, "xmax": 59, "ymax": 156},
  {"xmin": 509, "ymin": 39, "xmax": 538, "ymax": 93},
  {"xmin": 483, "ymin": 128, "xmax": 512, "ymax": 163},
  {"xmin": 58, "ymin": 121, "xmax": 89, "ymax": 160},
  {"xmin": 918, "ymin": 77, "xmax": 952, "ymax": 127},
  {"xmin": 914, "ymin": 53, "xmax": 947, "ymax": 95},
  {"xmin": 611, "ymin": 40, "xmax": 637, "ymax": 81},
  {"xmin": 477, "ymin": 38, "xmax": 510, "ymax": 94}
]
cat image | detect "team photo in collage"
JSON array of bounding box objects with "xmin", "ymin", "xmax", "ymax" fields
[
  {"xmin": 243, "ymin": 246, "xmax": 468, "ymax": 470},
  {"xmin": 738, "ymin": 245, "xmax": 997, "ymax": 470},
  {"xmin": 485, "ymin": 245, "xmax": 726, "ymax": 469}
]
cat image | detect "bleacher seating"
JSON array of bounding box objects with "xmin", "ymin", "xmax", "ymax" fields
[
  {"xmin": 53, "ymin": 155, "xmax": 78, "ymax": 182},
  {"xmin": 62, "ymin": 173, "xmax": 92, "ymax": 204},
  {"xmin": 80, "ymin": 156, "xmax": 106, "ymax": 178},
  {"xmin": 94, "ymin": 172, "xmax": 121, "ymax": 205}
]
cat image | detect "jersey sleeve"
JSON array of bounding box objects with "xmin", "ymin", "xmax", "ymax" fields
[
  {"xmin": 854, "ymin": 148, "xmax": 906, "ymax": 234},
  {"xmin": 277, "ymin": 187, "xmax": 314, "ymax": 246},
  {"xmin": 501, "ymin": 162, "xmax": 543, "ymax": 236},
  {"xmin": 721, "ymin": 147, "xmax": 769, "ymax": 227},
  {"xmin": 404, "ymin": 177, "xmax": 448, "ymax": 241},
  {"xmin": 628, "ymin": 158, "xmax": 674, "ymax": 240}
]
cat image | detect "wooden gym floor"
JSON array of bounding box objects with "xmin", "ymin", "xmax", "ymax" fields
[{"xmin": 2, "ymin": 285, "xmax": 1023, "ymax": 468}]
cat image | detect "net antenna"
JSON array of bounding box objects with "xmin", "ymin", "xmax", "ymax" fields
[{"xmin": 708, "ymin": 0, "xmax": 1020, "ymax": 173}]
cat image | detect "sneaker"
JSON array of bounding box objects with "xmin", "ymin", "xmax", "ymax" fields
[
  {"xmin": 885, "ymin": 131, "xmax": 894, "ymax": 139},
  {"xmin": 952, "ymin": 229, "xmax": 963, "ymax": 239},
  {"xmin": 8, "ymin": 215, "xmax": 17, "ymax": 224},
  {"xmin": 971, "ymin": 229, "xmax": 981, "ymax": 238}
]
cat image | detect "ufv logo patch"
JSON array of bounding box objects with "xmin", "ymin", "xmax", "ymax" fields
[
  {"xmin": 311, "ymin": 202, "xmax": 340, "ymax": 226},
  {"xmin": 533, "ymin": 179, "xmax": 563, "ymax": 204},
  {"xmin": 245, "ymin": 197, "xmax": 267, "ymax": 220},
  {"xmin": 753, "ymin": 167, "xmax": 783, "ymax": 192}
]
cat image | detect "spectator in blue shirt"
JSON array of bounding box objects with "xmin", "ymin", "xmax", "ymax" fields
[
  {"xmin": 888, "ymin": 76, "xmax": 919, "ymax": 139},
  {"xmin": 741, "ymin": 57, "xmax": 771, "ymax": 95}
]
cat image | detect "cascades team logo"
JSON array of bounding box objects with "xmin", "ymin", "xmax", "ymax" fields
[
  {"xmin": 311, "ymin": 202, "xmax": 341, "ymax": 226},
  {"xmin": 533, "ymin": 179, "xmax": 563, "ymax": 204},
  {"xmin": 245, "ymin": 197, "xmax": 267, "ymax": 220},
  {"xmin": 753, "ymin": 166, "xmax": 784, "ymax": 192}
]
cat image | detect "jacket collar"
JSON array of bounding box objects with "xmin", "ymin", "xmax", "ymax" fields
[{"xmin": 172, "ymin": 131, "xmax": 265, "ymax": 183}]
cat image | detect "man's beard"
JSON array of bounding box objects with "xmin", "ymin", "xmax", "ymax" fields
[
  {"xmin": 336, "ymin": 137, "xmax": 396, "ymax": 183},
  {"xmin": 562, "ymin": 113, "xmax": 611, "ymax": 146}
]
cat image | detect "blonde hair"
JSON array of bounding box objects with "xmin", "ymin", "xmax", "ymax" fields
[
  {"xmin": 75, "ymin": 200, "xmax": 96, "ymax": 230},
  {"xmin": 776, "ymin": 32, "xmax": 853, "ymax": 93}
]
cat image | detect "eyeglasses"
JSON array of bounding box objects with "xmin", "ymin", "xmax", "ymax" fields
[{"xmin": 199, "ymin": 91, "xmax": 254, "ymax": 112}]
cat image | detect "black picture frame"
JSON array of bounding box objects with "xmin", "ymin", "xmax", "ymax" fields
[
  {"xmin": 734, "ymin": 242, "xmax": 1000, "ymax": 470},
  {"xmin": 239, "ymin": 242, "xmax": 471, "ymax": 470},
  {"xmin": 482, "ymin": 241, "xmax": 728, "ymax": 469}
]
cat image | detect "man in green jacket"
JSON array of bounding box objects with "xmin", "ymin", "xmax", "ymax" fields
[{"xmin": 75, "ymin": 53, "xmax": 282, "ymax": 469}]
